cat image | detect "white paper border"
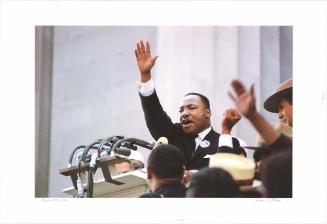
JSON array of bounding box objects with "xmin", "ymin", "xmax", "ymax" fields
[{"xmin": 0, "ymin": 1, "xmax": 326, "ymax": 223}]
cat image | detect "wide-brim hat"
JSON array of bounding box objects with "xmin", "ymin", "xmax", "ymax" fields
[
  {"xmin": 209, "ymin": 153, "xmax": 261, "ymax": 192},
  {"xmin": 264, "ymin": 78, "xmax": 292, "ymax": 113}
]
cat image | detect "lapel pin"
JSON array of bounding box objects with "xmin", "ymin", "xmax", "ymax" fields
[{"xmin": 200, "ymin": 140, "xmax": 210, "ymax": 148}]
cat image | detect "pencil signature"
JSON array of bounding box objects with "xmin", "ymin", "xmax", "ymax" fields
[
  {"xmin": 254, "ymin": 198, "xmax": 281, "ymax": 204},
  {"xmin": 41, "ymin": 198, "xmax": 69, "ymax": 202}
]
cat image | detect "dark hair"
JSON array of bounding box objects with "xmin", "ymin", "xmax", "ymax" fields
[
  {"xmin": 184, "ymin": 93, "xmax": 210, "ymax": 109},
  {"xmin": 261, "ymin": 150, "xmax": 292, "ymax": 198},
  {"xmin": 186, "ymin": 167, "xmax": 241, "ymax": 198},
  {"xmin": 147, "ymin": 144, "xmax": 185, "ymax": 179}
]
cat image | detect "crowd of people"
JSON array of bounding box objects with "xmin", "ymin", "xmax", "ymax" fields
[{"xmin": 134, "ymin": 40, "xmax": 292, "ymax": 198}]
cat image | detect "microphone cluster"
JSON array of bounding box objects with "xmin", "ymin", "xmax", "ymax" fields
[{"xmin": 66, "ymin": 135, "xmax": 167, "ymax": 198}]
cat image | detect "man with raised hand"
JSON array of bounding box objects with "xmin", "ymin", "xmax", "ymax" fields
[
  {"xmin": 135, "ymin": 40, "xmax": 245, "ymax": 172},
  {"xmin": 229, "ymin": 80, "xmax": 292, "ymax": 150}
]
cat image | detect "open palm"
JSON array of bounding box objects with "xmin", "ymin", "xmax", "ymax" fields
[
  {"xmin": 135, "ymin": 40, "xmax": 158, "ymax": 74},
  {"xmin": 230, "ymin": 80, "xmax": 256, "ymax": 118},
  {"xmin": 235, "ymin": 89, "xmax": 256, "ymax": 118}
]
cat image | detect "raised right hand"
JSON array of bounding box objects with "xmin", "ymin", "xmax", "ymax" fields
[
  {"xmin": 221, "ymin": 108, "xmax": 241, "ymax": 134},
  {"xmin": 135, "ymin": 40, "xmax": 158, "ymax": 82}
]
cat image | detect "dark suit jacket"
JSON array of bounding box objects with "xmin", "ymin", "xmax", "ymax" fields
[
  {"xmin": 139, "ymin": 182, "xmax": 186, "ymax": 198},
  {"xmin": 140, "ymin": 90, "xmax": 241, "ymax": 170}
]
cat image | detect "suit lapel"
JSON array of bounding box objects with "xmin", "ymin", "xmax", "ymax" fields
[{"xmin": 191, "ymin": 129, "xmax": 219, "ymax": 161}]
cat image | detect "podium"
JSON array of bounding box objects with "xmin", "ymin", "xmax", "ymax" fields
[{"xmin": 59, "ymin": 155, "xmax": 149, "ymax": 198}]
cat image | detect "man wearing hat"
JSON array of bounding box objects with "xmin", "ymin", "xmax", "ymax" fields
[
  {"xmin": 208, "ymin": 153, "xmax": 262, "ymax": 197},
  {"xmin": 264, "ymin": 78, "xmax": 293, "ymax": 127},
  {"xmin": 228, "ymin": 80, "xmax": 292, "ymax": 196},
  {"xmin": 255, "ymin": 78, "xmax": 293, "ymax": 158},
  {"xmin": 228, "ymin": 79, "xmax": 292, "ymax": 149}
]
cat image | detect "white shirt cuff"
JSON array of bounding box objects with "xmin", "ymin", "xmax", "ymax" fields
[
  {"xmin": 189, "ymin": 169, "xmax": 199, "ymax": 174},
  {"xmin": 218, "ymin": 134, "xmax": 233, "ymax": 148},
  {"xmin": 138, "ymin": 79, "xmax": 155, "ymax": 96}
]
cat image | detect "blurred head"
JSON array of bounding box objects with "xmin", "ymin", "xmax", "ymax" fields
[
  {"xmin": 186, "ymin": 167, "xmax": 241, "ymax": 198},
  {"xmin": 128, "ymin": 150, "xmax": 145, "ymax": 170},
  {"xmin": 179, "ymin": 93, "xmax": 211, "ymax": 135},
  {"xmin": 147, "ymin": 144, "xmax": 186, "ymax": 191},
  {"xmin": 115, "ymin": 161, "xmax": 132, "ymax": 174},
  {"xmin": 261, "ymin": 150, "xmax": 292, "ymax": 197},
  {"xmin": 112, "ymin": 158, "xmax": 133, "ymax": 175},
  {"xmin": 112, "ymin": 151, "xmax": 145, "ymax": 175}
]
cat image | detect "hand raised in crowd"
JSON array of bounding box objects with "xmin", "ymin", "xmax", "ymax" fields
[
  {"xmin": 220, "ymin": 108, "xmax": 241, "ymax": 134},
  {"xmin": 229, "ymin": 79, "xmax": 280, "ymax": 145},
  {"xmin": 229, "ymin": 80, "xmax": 257, "ymax": 120},
  {"xmin": 135, "ymin": 40, "xmax": 158, "ymax": 82}
]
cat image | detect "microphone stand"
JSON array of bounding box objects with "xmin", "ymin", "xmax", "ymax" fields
[{"xmin": 86, "ymin": 136, "xmax": 125, "ymax": 197}]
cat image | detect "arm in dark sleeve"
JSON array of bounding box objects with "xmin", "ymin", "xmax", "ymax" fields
[
  {"xmin": 269, "ymin": 134, "xmax": 292, "ymax": 151},
  {"xmin": 139, "ymin": 90, "xmax": 177, "ymax": 141},
  {"xmin": 254, "ymin": 134, "xmax": 292, "ymax": 162}
]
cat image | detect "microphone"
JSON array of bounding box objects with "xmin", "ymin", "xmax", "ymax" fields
[
  {"xmin": 111, "ymin": 138, "xmax": 155, "ymax": 152},
  {"xmin": 154, "ymin": 137, "xmax": 168, "ymax": 148},
  {"xmin": 120, "ymin": 141, "xmax": 138, "ymax": 151},
  {"xmin": 115, "ymin": 148, "xmax": 132, "ymax": 157},
  {"xmin": 111, "ymin": 137, "xmax": 168, "ymax": 154}
]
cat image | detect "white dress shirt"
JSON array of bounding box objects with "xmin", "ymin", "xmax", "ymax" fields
[
  {"xmin": 138, "ymin": 79, "xmax": 155, "ymax": 96},
  {"xmin": 195, "ymin": 127, "xmax": 237, "ymax": 150}
]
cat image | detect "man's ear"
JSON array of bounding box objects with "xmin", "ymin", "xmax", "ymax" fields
[
  {"xmin": 147, "ymin": 167, "xmax": 153, "ymax": 179},
  {"xmin": 206, "ymin": 108, "xmax": 211, "ymax": 119}
]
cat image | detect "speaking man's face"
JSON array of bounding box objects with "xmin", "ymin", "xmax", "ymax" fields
[{"xmin": 179, "ymin": 95, "xmax": 211, "ymax": 135}]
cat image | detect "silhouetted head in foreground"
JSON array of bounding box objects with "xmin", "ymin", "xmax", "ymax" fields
[{"xmin": 186, "ymin": 167, "xmax": 241, "ymax": 198}]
